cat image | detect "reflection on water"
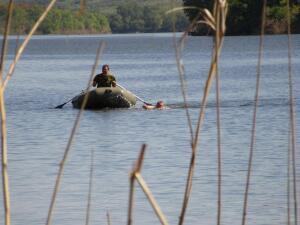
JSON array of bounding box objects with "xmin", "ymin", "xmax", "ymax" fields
[
  {"xmin": 0, "ymin": 34, "xmax": 299, "ymax": 225},
  {"xmin": 167, "ymin": 97, "xmax": 292, "ymax": 109}
]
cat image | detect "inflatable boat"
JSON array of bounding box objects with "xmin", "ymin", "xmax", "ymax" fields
[{"xmin": 71, "ymin": 87, "xmax": 136, "ymax": 109}]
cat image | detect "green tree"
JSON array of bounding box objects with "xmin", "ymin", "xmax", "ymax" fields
[
  {"xmin": 109, "ymin": 1, "xmax": 189, "ymax": 33},
  {"xmin": 292, "ymin": 10, "xmax": 300, "ymax": 32},
  {"xmin": 182, "ymin": 0, "xmax": 300, "ymax": 35},
  {"xmin": 39, "ymin": 9, "xmax": 62, "ymax": 34},
  {"xmin": 60, "ymin": 10, "xmax": 75, "ymax": 31},
  {"xmin": 109, "ymin": 2, "xmax": 145, "ymax": 32},
  {"xmin": 109, "ymin": 14, "xmax": 124, "ymax": 32},
  {"xmin": 12, "ymin": 7, "xmax": 28, "ymax": 33},
  {"xmin": 0, "ymin": 3, "xmax": 8, "ymax": 33},
  {"xmin": 94, "ymin": 14, "xmax": 111, "ymax": 33},
  {"xmin": 227, "ymin": 0, "xmax": 264, "ymax": 35},
  {"xmin": 84, "ymin": 13, "xmax": 99, "ymax": 31},
  {"xmin": 0, "ymin": 3, "xmax": 112, "ymax": 34},
  {"xmin": 183, "ymin": 0, "xmax": 264, "ymax": 35},
  {"xmin": 143, "ymin": 6, "xmax": 162, "ymax": 32},
  {"xmin": 161, "ymin": 11, "xmax": 189, "ymax": 32}
]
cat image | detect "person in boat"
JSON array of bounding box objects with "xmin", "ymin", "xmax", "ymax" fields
[
  {"xmin": 92, "ymin": 64, "xmax": 116, "ymax": 88},
  {"xmin": 143, "ymin": 101, "xmax": 165, "ymax": 110}
]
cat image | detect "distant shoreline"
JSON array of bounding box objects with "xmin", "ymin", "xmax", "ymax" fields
[{"xmin": 1, "ymin": 32, "xmax": 299, "ymax": 39}]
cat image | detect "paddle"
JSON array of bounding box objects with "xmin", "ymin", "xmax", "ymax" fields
[
  {"xmin": 55, "ymin": 97, "xmax": 74, "ymax": 109},
  {"xmin": 55, "ymin": 86, "xmax": 91, "ymax": 109},
  {"xmin": 116, "ymin": 83, "xmax": 153, "ymax": 106}
]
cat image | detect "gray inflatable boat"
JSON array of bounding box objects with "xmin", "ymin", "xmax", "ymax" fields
[{"xmin": 71, "ymin": 87, "xmax": 136, "ymax": 109}]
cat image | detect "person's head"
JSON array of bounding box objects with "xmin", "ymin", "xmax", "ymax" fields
[
  {"xmin": 102, "ymin": 64, "xmax": 110, "ymax": 75},
  {"xmin": 156, "ymin": 101, "xmax": 164, "ymax": 108}
]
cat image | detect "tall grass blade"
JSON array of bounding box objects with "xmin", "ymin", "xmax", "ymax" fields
[
  {"xmin": 45, "ymin": 42, "xmax": 105, "ymax": 225},
  {"xmin": 241, "ymin": 1, "xmax": 266, "ymax": 225},
  {"xmin": 85, "ymin": 150, "xmax": 95, "ymax": 225},
  {"xmin": 135, "ymin": 173, "xmax": 169, "ymax": 225},
  {"xmin": 215, "ymin": 3, "xmax": 223, "ymax": 225},
  {"xmin": 0, "ymin": 1, "xmax": 14, "ymax": 225},
  {"xmin": 172, "ymin": 9, "xmax": 205, "ymax": 145},
  {"xmin": 286, "ymin": 0, "xmax": 298, "ymax": 224},
  {"xmin": 106, "ymin": 211, "xmax": 111, "ymax": 225},
  {"xmin": 287, "ymin": 128, "xmax": 291, "ymax": 225},
  {"xmin": 127, "ymin": 170, "xmax": 135, "ymax": 225},
  {"xmin": 128, "ymin": 145, "xmax": 169, "ymax": 225},
  {"xmin": 127, "ymin": 144, "xmax": 146, "ymax": 225},
  {"xmin": 177, "ymin": 1, "xmax": 228, "ymax": 224},
  {"xmin": 0, "ymin": 92, "xmax": 10, "ymax": 225}
]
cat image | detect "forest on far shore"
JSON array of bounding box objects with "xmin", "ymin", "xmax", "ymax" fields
[
  {"xmin": 183, "ymin": 0, "xmax": 300, "ymax": 35},
  {"xmin": 0, "ymin": 0, "xmax": 299, "ymax": 35},
  {"xmin": 0, "ymin": 2, "xmax": 188, "ymax": 35}
]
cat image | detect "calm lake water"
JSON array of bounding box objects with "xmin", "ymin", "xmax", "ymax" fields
[{"xmin": 0, "ymin": 33, "xmax": 299, "ymax": 225}]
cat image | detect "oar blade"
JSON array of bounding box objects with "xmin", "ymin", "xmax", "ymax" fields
[{"xmin": 55, "ymin": 102, "xmax": 67, "ymax": 109}]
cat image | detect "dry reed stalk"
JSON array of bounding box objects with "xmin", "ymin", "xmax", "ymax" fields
[
  {"xmin": 0, "ymin": 91, "xmax": 10, "ymax": 225},
  {"xmin": 286, "ymin": 1, "xmax": 294, "ymax": 220},
  {"xmin": 193, "ymin": 0, "xmax": 227, "ymax": 166},
  {"xmin": 1, "ymin": 1, "xmax": 57, "ymax": 224},
  {"xmin": 215, "ymin": 7, "xmax": 222, "ymax": 225},
  {"xmin": 85, "ymin": 150, "xmax": 95, "ymax": 225},
  {"xmin": 0, "ymin": 1, "xmax": 14, "ymax": 225},
  {"xmin": 134, "ymin": 144, "xmax": 146, "ymax": 173},
  {"xmin": 177, "ymin": 1, "xmax": 228, "ymax": 224},
  {"xmin": 287, "ymin": 128, "xmax": 291, "ymax": 225},
  {"xmin": 286, "ymin": 1, "xmax": 298, "ymax": 224},
  {"xmin": 106, "ymin": 211, "xmax": 111, "ymax": 225},
  {"xmin": 169, "ymin": 6, "xmax": 218, "ymax": 145},
  {"xmin": 178, "ymin": 61, "xmax": 220, "ymax": 224},
  {"xmin": 128, "ymin": 145, "xmax": 169, "ymax": 225},
  {"xmin": 170, "ymin": 8, "xmax": 214, "ymax": 225},
  {"xmin": 0, "ymin": 0, "xmax": 57, "ymax": 92},
  {"xmin": 215, "ymin": 69, "xmax": 222, "ymax": 225},
  {"xmin": 169, "ymin": 3, "xmax": 191, "ymax": 119},
  {"xmin": 127, "ymin": 144, "xmax": 146, "ymax": 225},
  {"xmin": 171, "ymin": 10, "xmax": 203, "ymax": 143},
  {"xmin": 127, "ymin": 171, "xmax": 135, "ymax": 225},
  {"xmin": 45, "ymin": 42, "xmax": 105, "ymax": 225},
  {"xmin": 135, "ymin": 173, "xmax": 169, "ymax": 225},
  {"xmin": 241, "ymin": 1, "xmax": 266, "ymax": 225},
  {"xmin": 0, "ymin": 1, "xmax": 57, "ymax": 224}
]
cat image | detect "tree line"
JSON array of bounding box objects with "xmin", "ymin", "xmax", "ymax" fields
[
  {"xmin": 0, "ymin": 2, "xmax": 188, "ymax": 34},
  {"xmin": 108, "ymin": 2, "xmax": 189, "ymax": 33},
  {"xmin": 183, "ymin": 0, "xmax": 300, "ymax": 35},
  {"xmin": 0, "ymin": 3, "xmax": 111, "ymax": 34},
  {"xmin": 0, "ymin": 1, "xmax": 299, "ymax": 35}
]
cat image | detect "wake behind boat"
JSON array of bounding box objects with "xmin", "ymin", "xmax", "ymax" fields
[{"xmin": 71, "ymin": 86, "xmax": 137, "ymax": 109}]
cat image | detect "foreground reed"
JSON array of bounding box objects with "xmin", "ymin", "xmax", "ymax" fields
[
  {"xmin": 170, "ymin": 0, "xmax": 297, "ymax": 225},
  {"xmin": 0, "ymin": 1, "xmax": 14, "ymax": 224},
  {"xmin": 286, "ymin": 0, "xmax": 298, "ymax": 224},
  {"xmin": 0, "ymin": 0, "xmax": 298, "ymax": 225},
  {"xmin": 241, "ymin": 1, "xmax": 266, "ymax": 224},
  {"xmin": 45, "ymin": 42, "xmax": 105, "ymax": 225},
  {"xmin": 0, "ymin": 1, "xmax": 57, "ymax": 225},
  {"xmin": 127, "ymin": 144, "xmax": 169, "ymax": 225},
  {"xmin": 171, "ymin": 1, "xmax": 228, "ymax": 225},
  {"xmin": 85, "ymin": 150, "xmax": 95, "ymax": 225}
]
